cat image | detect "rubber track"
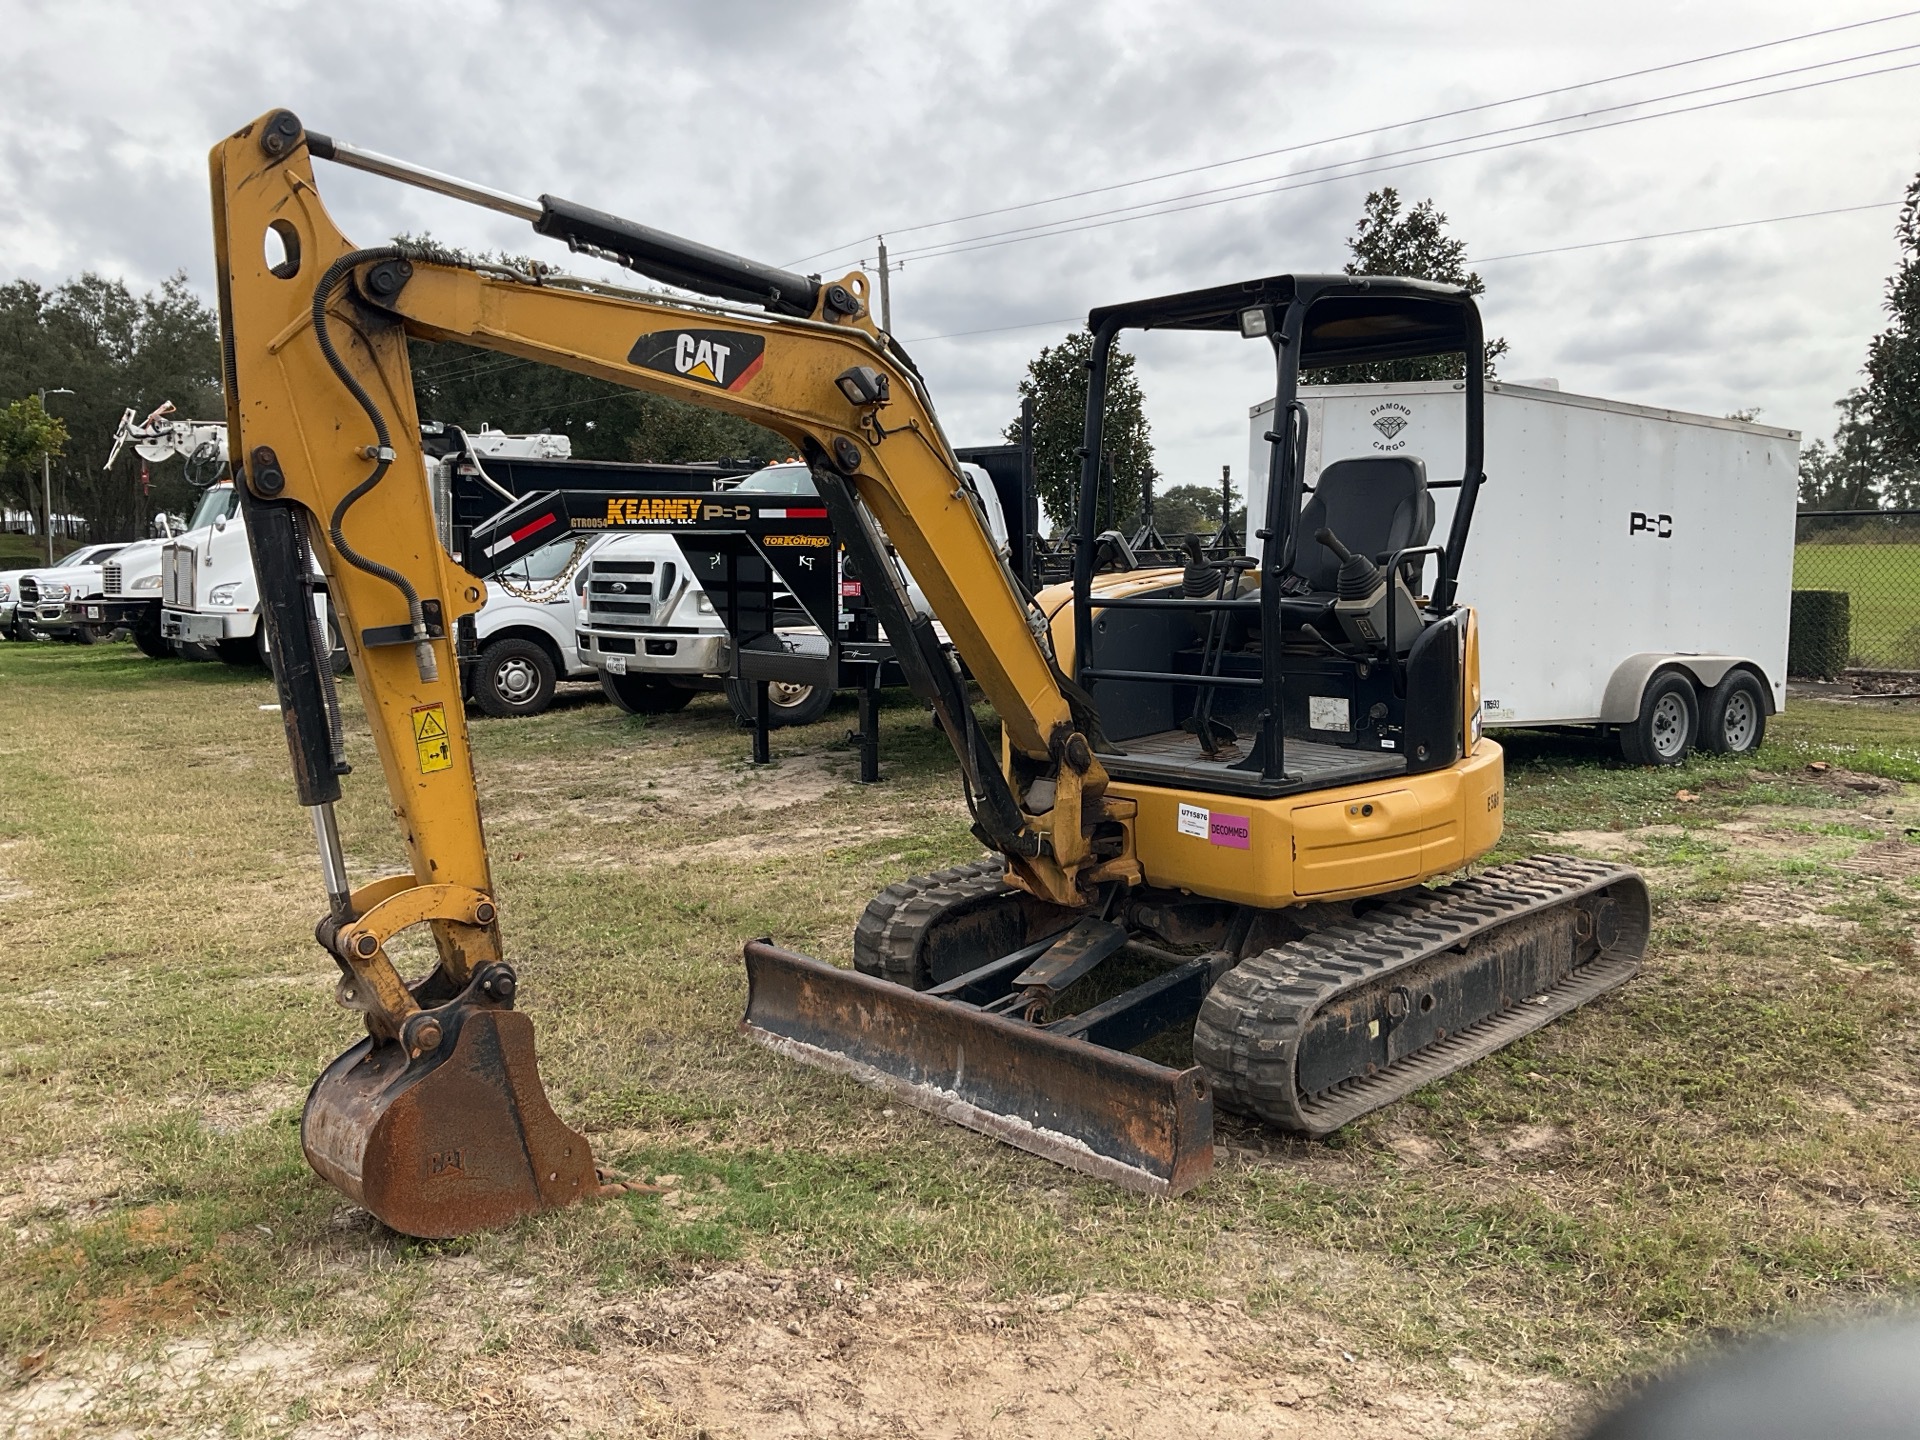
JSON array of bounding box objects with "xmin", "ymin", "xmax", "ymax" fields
[
  {"xmin": 852, "ymin": 857, "xmax": 1011, "ymax": 988},
  {"xmin": 1192, "ymin": 855, "xmax": 1650, "ymax": 1136}
]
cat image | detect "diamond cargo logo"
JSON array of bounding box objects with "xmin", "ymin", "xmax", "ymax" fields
[
  {"xmin": 628, "ymin": 329, "xmax": 766, "ymax": 392},
  {"xmin": 1371, "ymin": 401, "xmax": 1412, "ymax": 449}
]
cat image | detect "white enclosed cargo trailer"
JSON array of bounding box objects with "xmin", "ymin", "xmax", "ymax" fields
[{"xmin": 1249, "ymin": 380, "xmax": 1800, "ymax": 764}]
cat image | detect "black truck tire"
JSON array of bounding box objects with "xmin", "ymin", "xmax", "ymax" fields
[
  {"xmin": 131, "ymin": 607, "xmax": 170, "ymax": 659},
  {"xmin": 1619, "ymin": 671, "xmax": 1698, "ymax": 767},
  {"xmin": 601, "ymin": 670, "xmax": 697, "ymax": 715},
  {"xmin": 472, "ymin": 637, "xmax": 557, "ymax": 718}
]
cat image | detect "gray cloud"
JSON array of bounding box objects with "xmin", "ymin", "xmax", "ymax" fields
[{"xmin": 1, "ymin": 0, "xmax": 1912, "ymax": 477}]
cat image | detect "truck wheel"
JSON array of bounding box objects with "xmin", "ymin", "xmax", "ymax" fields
[
  {"xmin": 724, "ymin": 677, "xmax": 836, "ymax": 729},
  {"xmin": 1619, "ymin": 672, "xmax": 1698, "ymax": 766},
  {"xmin": 1700, "ymin": 670, "xmax": 1767, "ymax": 755},
  {"xmin": 131, "ymin": 608, "xmax": 170, "ymax": 659},
  {"xmin": 217, "ymin": 635, "xmax": 265, "ymax": 667},
  {"xmin": 601, "ymin": 671, "xmax": 697, "ymax": 715},
  {"xmin": 473, "ymin": 637, "xmax": 557, "ymax": 718},
  {"xmin": 70, "ymin": 626, "xmax": 98, "ymax": 646}
]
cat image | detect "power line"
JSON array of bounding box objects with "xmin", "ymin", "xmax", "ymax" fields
[
  {"xmin": 1470, "ymin": 199, "xmax": 1902, "ymax": 264},
  {"xmin": 784, "ymin": 7, "xmax": 1920, "ymax": 268},
  {"xmin": 895, "ymin": 57, "xmax": 1920, "ymax": 266},
  {"xmin": 898, "ymin": 198, "xmax": 1901, "ymax": 344},
  {"xmin": 886, "ymin": 42, "xmax": 1920, "ymax": 262}
]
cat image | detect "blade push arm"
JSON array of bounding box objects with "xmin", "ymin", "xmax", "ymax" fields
[{"xmin": 213, "ymin": 109, "xmax": 1132, "ymax": 925}]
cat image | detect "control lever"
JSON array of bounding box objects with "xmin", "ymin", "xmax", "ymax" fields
[{"xmin": 1316, "ymin": 526, "xmax": 1423, "ymax": 655}]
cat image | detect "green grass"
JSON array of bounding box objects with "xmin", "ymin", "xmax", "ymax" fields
[
  {"xmin": 1794, "ymin": 541, "xmax": 1920, "ymax": 668},
  {"xmin": 4, "ymin": 641, "xmax": 1920, "ymax": 1430}
]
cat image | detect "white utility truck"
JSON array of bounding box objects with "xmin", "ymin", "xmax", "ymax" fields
[{"xmin": 1249, "ymin": 380, "xmax": 1799, "ymax": 764}]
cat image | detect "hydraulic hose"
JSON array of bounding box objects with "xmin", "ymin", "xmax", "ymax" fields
[{"xmin": 309, "ymin": 246, "xmax": 438, "ymax": 683}]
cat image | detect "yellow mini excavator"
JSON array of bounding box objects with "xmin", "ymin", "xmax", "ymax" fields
[{"xmin": 212, "ymin": 110, "xmax": 1648, "ymax": 1236}]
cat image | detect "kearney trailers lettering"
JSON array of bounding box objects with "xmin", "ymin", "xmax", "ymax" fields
[{"xmin": 598, "ymin": 497, "xmax": 830, "ymax": 527}]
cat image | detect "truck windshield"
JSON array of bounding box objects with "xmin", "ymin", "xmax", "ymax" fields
[
  {"xmin": 186, "ymin": 486, "xmax": 239, "ymax": 532},
  {"xmin": 731, "ymin": 464, "xmax": 815, "ymax": 497}
]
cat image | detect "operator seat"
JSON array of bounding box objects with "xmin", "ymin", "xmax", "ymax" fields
[{"xmin": 1292, "ymin": 456, "xmax": 1434, "ymax": 594}]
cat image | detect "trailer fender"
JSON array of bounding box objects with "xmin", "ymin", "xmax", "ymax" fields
[{"xmin": 1600, "ymin": 654, "xmax": 1774, "ymax": 724}]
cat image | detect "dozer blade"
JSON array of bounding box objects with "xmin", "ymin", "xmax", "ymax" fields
[
  {"xmin": 741, "ymin": 940, "xmax": 1214, "ymax": 1196},
  {"xmin": 302, "ymin": 1003, "xmax": 598, "ymax": 1239}
]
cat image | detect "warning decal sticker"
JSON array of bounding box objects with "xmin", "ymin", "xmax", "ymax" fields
[{"xmin": 411, "ymin": 704, "xmax": 453, "ymax": 775}]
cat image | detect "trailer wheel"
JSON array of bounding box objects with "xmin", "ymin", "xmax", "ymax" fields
[
  {"xmin": 473, "ymin": 637, "xmax": 557, "ymax": 718},
  {"xmin": 1700, "ymin": 670, "xmax": 1767, "ymax": 755},
  {"xmin": 601, "ymin": 670, "xmax": 696, "ymax": 715},
  {"xmin": 724, "ymin": 677, "xmax": 835, "ymax": 728},
  {"xmin": 1620, "ymin": 672, "xmax": 1697, "ymax": 766}
]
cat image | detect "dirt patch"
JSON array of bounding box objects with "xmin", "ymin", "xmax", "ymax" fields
[
  {"xmin": 198, "ymin": 1080, "xmax": 305, "ymax": 1136},
  {"xmin": 2, "ymin": 1267, "xmax": 1573, "ymax": 1439},
  {"xmin": 488, "ymin": 751, "xmax": 854, "ymax": 832},
  {"xmin": 668, "ymin": 822, "xmax": 915, "ymax": 864},
  {"xmin": 0, "ymin": 1148, "xmax": 132, "ymax": 1225}
]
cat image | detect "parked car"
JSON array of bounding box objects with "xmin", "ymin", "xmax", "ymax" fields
[
  {"xmin": 2, "ymin": 543, "xmax": 129, "ymax": 642},
  {"xmin": 463, "ymin": 534, "xmax": 612, "ymax": 717}
]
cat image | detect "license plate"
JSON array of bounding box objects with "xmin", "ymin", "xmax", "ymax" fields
[
  {"xmin": 87, "ymin": 606, "xmax": 102, "ymax": 620},
  {"xmin": 605, "ymin": 655, "xmax": 627, "ymax": 675}
]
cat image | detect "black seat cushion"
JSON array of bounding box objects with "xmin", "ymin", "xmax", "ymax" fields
[{"xmin": 1292, "ymin": 456, "xmax": 1434, "ymax": 593}]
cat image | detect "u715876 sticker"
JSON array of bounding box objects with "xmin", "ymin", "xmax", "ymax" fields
[{"xmin": 1177, "ymin": 803, "xmax": 1251, "ymax": 849}]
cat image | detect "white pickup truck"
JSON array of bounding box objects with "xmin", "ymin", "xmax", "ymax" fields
[{"xmin": 1, "ymin": 543, "xmax": 129, "ymax": 643}]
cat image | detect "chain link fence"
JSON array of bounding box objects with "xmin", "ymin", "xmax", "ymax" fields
[{"xmin": 1794, "ymin": 510, "xmax": 1920, "ymax": 672}]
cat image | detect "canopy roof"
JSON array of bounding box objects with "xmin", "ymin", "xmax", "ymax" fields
[{"xmin": 1086, "ymin": 274, "xmax": 1477, "ymax": 368}]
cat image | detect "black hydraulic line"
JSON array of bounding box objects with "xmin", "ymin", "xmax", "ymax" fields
[{"xmin": 309, "ymin": 246, "xmax": 438, "ymax": 682}]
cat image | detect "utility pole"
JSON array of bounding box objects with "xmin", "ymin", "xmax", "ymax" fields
[
  {"xmin": 37, "ymin": 387, "xmax": 74, "ymax": 565},
  {"xmin": 875, "ymin": 235, "xmax": 892, "ymax": 334}
]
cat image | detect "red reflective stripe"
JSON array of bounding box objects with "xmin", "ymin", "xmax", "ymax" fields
[{"xmin": 510, "ymin": 513, "xmax": 558, "ymax": 543}]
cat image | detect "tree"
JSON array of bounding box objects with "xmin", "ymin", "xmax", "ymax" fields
[
  {"xmin": 0, "ymin": 272, "xmax": 222, "ymax": 540},
  {"xmin": 1863, "ymin": 168, "xmax": 1920, "ymax": 470},
  {"xmin": 398, "ymin": 236, "xmax": 791, "ymax": 467},
  {"xmin": 1150, "ymin": 481, "xmax": 1246, "ymax": 539},
  {"xmin": 1004, "ymin": 330, "xmax": 1155, "ymax": 532},
  {"xmin": 1797, "ymin": 390, "xmax": 1920, "ymax": 511},
  {"xmin": 0, "ymin": 395, "xmax": 69, "ymax": 525},
  {"xmin": 1303, "ymin": 188, "xmax": 1509, "ymax": 385}
]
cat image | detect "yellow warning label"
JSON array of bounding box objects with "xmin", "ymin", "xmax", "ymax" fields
[{"xmin": 411, "ymin": 704, "xmax": 452, "ymax": 774}]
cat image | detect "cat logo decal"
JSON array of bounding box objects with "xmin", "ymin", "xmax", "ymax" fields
[{"xmin": 628, "ymin": 329, "xmax": 767, "ymax": 392}]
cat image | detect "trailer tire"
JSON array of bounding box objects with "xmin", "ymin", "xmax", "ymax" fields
[
  {"xmin": 1700, "ymin": 670, "xmax": 1767, "ymax": 755},
  {"xmin": 723, "ymin": 677, "xmax": 835, "ymax": 729},
  {"xmin": 600, "ymin": 671, "xmax": 696, "ymax": 715},
  {"xmin": 1619, "ymin": 671, "xmax": 1697, "ymax": 766},
  {"xmin": 472, "ymin": 636, "xmax": 557, "ymax": 718}
]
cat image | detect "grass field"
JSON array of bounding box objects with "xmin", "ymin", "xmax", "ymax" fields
[
  {"xmin": 3, "ymin": 642, "xmax": 1920, "ymax": 1437},
  {"xmin": 1794, "ymin": 542, "xmax": 1920, "ymax": 669}
]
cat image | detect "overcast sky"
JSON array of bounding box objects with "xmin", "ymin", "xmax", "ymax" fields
[{"xmin": 2, "ymin": 0, "xmax": 1915, "ymax": 497}]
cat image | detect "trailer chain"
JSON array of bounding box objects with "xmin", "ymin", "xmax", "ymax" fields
[{"xmin": 1193, "ymin": 855, "xmax": 1649, "ymax": 1136}]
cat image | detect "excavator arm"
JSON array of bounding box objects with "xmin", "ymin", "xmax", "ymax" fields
[{"xmin": 212, "ymin": 110, "xmax": 1129, "ymax": 1234}]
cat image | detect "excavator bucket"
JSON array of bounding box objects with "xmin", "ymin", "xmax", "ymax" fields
[
  {"xmin": 302, "ymin": 1004, "xmax": 599, "ymax": 1239},
  {"xmin": 741, "ymin": 941, "xmax": 1215, "ymax": 1195}
]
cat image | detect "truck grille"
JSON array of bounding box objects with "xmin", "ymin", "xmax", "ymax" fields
[
  {"xmin": 103, "ymin": 562, "xmax": 121, "ymax": 596},
  {"xmin": 162, "ymin": 545, "xmax": 194, "ymax": 609},
  {"xmin": 584, "ymin": 559, "xmax": 673, "ymax": 632},
  {"xmin": 19, "ymin": 577, "xmax": 40, "ymax": 605}
]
